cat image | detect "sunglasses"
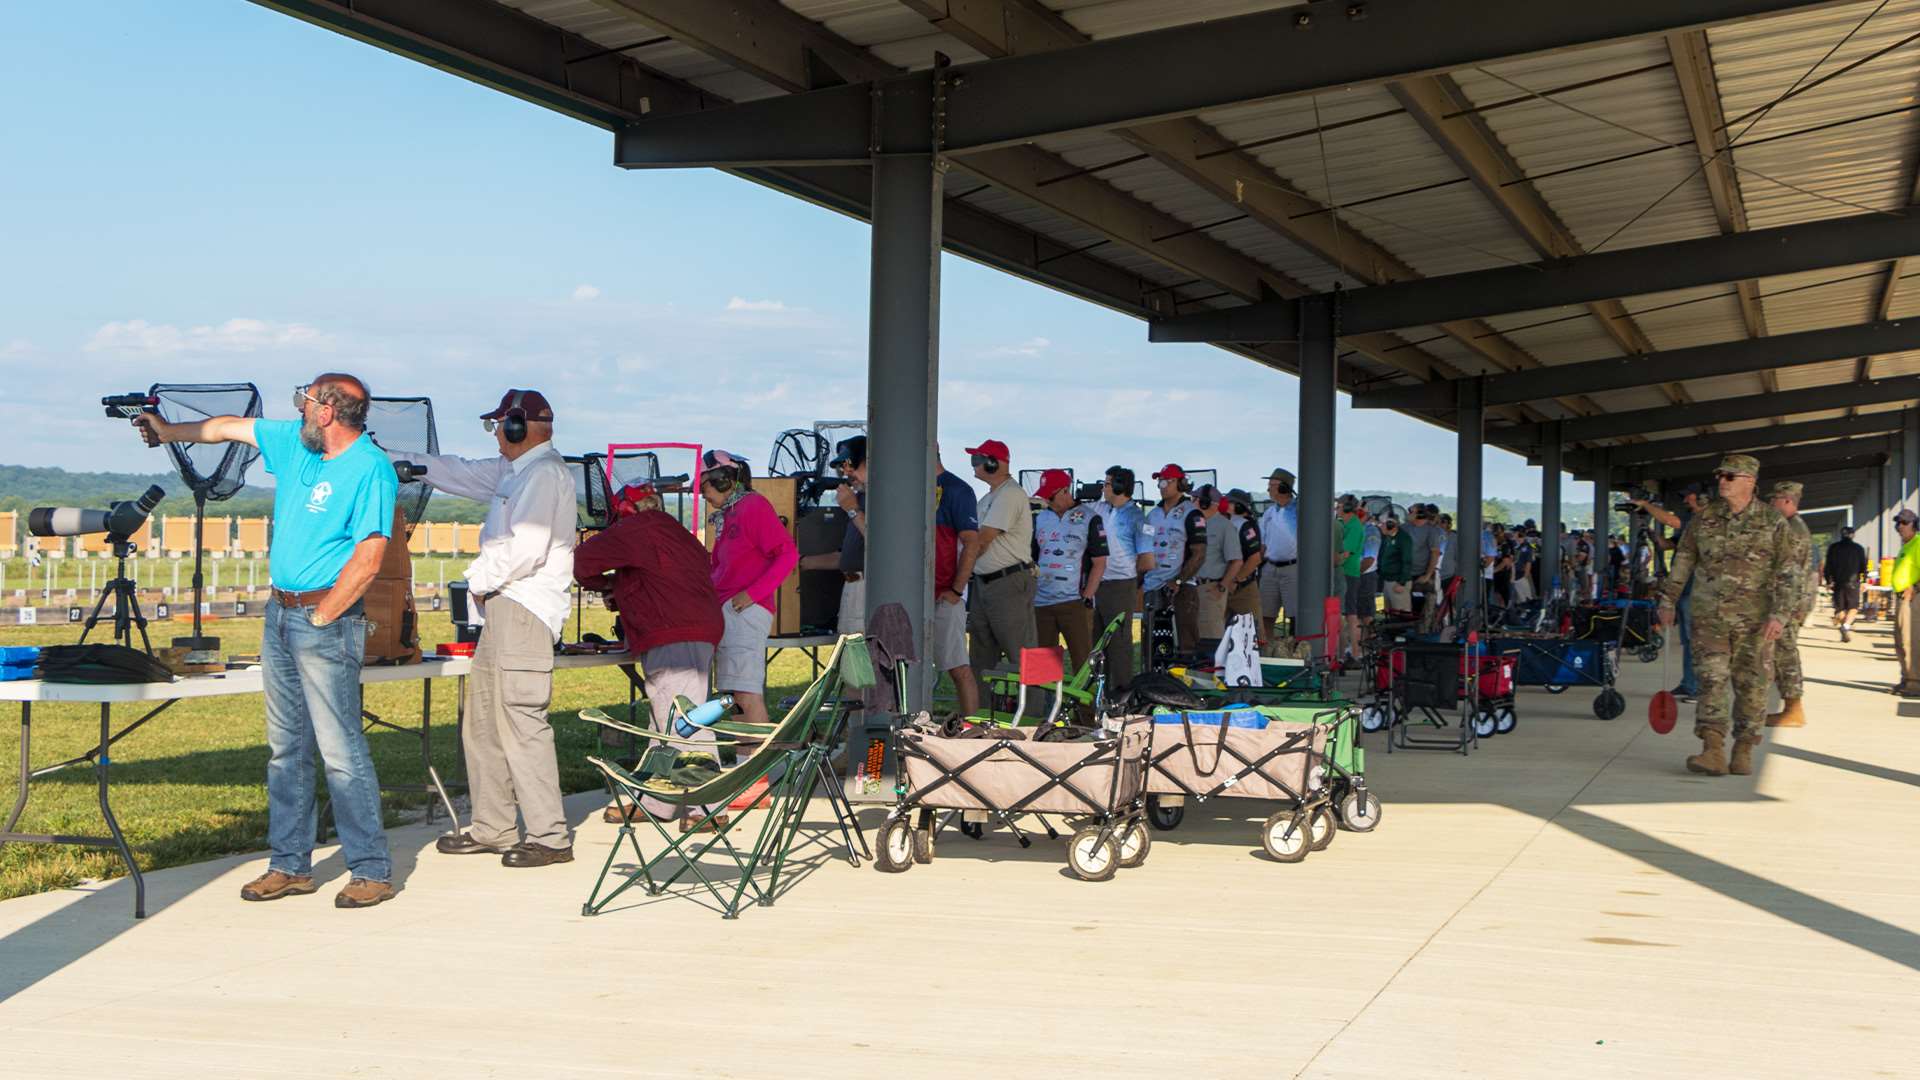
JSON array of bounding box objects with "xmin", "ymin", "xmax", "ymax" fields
[
  {"xmin": 1714, "ymin": 471, "xmax": 1742, "ymax": 482},
  {"xmin": 969, "ymin": 454, "xmax": 998, "ymax": 469},
  {"xmin": 292, "ymin": 385, "xmax": 327, "ymax": 412}
]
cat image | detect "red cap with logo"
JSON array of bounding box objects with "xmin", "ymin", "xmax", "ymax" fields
[
  {"xmin": 1035, "ymin": 469, "xmax": 1073, "ymax": 500},
  {"xmin": 964, "ymin": 439, "xmax": 1010, "ymax": 463},
  {"xmin": 480, "ymin": 389, "xmax": 554, "ymax": 422},
  {"xmin": 1152, "ymin": 463, "xmax": 1186, "ymax": 481}
]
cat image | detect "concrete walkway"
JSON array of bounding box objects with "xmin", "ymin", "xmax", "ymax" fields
[{"xmin": 2, "ymin": 619, "xmax": 1917, "ymax": 1079}]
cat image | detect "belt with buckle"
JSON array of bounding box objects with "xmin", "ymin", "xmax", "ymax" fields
[
  {"xmin": 973, "ymin": 562, "xmax": 1034, "ymax": 585},
  {"xmin": 1266, "ymin": 558, "xmax": 1297, "ymax": 567},
  {"xmin": 271, "ymin": 586, "xmax": 331, "ymax": 609}
]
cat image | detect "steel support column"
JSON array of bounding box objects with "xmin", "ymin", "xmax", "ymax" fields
[
  {"xmin": 1593, "ymin": 452, "xmax": 1613, "ymax": 556},
  {"xmin": 1456, "ymin": 378, "xmax": 1484, "ymax": 616},
  {"xmin": 1540, "ymin": 421, "xmax": 1563, "ymax": 602},
  {"xmin": 1296, "ymin": 296, "xmax": 1336, "ymax": 658},
  {"xmin": 865, "ymin": 85, "xmax": 944, "ymax": 710},
  {"xmin": 1905, "ymin": 408, "xmax": 1920, "ymax": 517}
]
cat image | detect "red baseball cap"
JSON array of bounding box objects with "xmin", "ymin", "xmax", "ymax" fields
[
  {"xmin": 1035, "ymin": 469, "xmax": 1073, "ymax": 500},
  {"xmin": 480, "ymin": 389, "xmax": 554, "ymax": 422},
  {"xmin": 964, "ymin": 439, "xmax": 1010, "ymax": 462},
  {"xmin": 1152, "ymin": 463, "xmax": 1186, "ymax": 481}
]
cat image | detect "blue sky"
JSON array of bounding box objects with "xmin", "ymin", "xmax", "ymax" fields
[{"xmin": 2, "ymin": 1, "xmax": 1588, "ymax": 505}]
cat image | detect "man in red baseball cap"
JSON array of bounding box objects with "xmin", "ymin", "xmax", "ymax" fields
[
  {"xmin": 1144, "ymin": 463, "xmax": 1207, "ymax": 665},
  {"xmin": 1031, "ymin": 469, "xmax": 1109, "ymax": 676},
  {"xmin": 953, "ymin": 438, "xmax": 1036, "ymax": 679}
]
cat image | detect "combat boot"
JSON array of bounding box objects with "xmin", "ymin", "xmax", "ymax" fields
[
  {"xmin": 1686, "ymin": 732, "xmax": 1728, "ymax": 776},
  {"xmin": 1729, "ymin": 736, "xmax": 1761, "ymax": 776},
  {"xmin": 1765, "ymin": 699, "xmax": 1805, "ymax": 728}
]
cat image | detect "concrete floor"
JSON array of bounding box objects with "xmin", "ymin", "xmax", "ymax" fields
[{"xmin": 2, "ymin": 619, "xmax": 1917, "ymax": 1079}]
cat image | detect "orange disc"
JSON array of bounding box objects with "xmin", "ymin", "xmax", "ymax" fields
[{"xmin": 1648, "ymin": 690, "xmax": 1678, "ymax": 734}]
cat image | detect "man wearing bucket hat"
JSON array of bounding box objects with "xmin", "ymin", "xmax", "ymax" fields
[
  {"xmin": 1030, "ymin": 469, "xmax": 1109, "ymax": 675},
  {"xmin": 1656, "ymin": 454, "xmax": 1799, "ymax": 777},
  {"xmin": 1763, "ymin": 481, "xmax": 1817, "ymax": 729}
]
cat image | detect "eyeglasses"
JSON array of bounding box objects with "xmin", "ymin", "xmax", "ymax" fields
[
  {"xmin": 292, "ymin": 385, "xmax": 327, "ymax": 412},
  {"xmin": 1713, "ymin": 471, "xmax": 1741, "ymax": 482},
  {"xmin": 482, "ymin": 418, "xmax": 501, "ymax": 433},
  {"xmin": 969, "ymin": 454, "xmax": 995, "ymax": 469}
]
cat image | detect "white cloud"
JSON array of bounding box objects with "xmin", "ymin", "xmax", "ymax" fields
[
  {"xmin": 983, "ymin": 336, "xmax": 1051, "ymax": 358},
  {"xmin": 84, "ymin": 317, "xmax": 332, "ymax": 356},
  {"xmin": 0, "ymin": 339, "xmax": 36, "ymax": 359},
  {"xmin": 571, "ymin": 284, "xmax": 601, "ymax": 302},
  {"xmin": 726, "ymin": 297, "xmax": 795, "ymax": 312}
]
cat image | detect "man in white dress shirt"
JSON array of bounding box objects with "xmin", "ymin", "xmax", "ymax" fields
[{"xmin": 387, "ymin": 389, "xmax": 578, "ymax": 868}]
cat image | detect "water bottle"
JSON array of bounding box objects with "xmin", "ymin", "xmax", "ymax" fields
[{"xmin": 673, "ymin": 695, "xmax": 733, "ymax": 738}]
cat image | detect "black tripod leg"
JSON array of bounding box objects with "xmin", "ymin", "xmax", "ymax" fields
[{"xmin": 4, "ymin": 704, "xmax": 30, "ymax": 835}]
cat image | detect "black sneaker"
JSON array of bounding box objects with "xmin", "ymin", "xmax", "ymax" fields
[
  {"xmin": 502, "ymin": 842, "xmax": 574, "ymax": 868},
  {"xmin": 1839, "ymin": 627, "xmax": 1851, "ymax": 642},
  {"xmin": 436, "ymin": 831, "xmax": 508, "ymax": 856}
]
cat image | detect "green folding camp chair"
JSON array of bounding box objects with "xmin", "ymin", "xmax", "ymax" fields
[
  {"xmin": 579, "ymin": 634, "xmax": 876, "ymax": 919},
  {"xmin": 981, "ymin": 611, "xmax": 1126, "ymax": 725}
]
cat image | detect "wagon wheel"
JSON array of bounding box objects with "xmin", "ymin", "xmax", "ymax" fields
[
  {"xmin": 1336, "ymin": 789, "xmax": 1382, "ymax": 833},
  {"xmin": 1261, "ymin": 811, "xmax": 1311, "ymax": 863},
  {"xmin": 1494, "ymin": 704, "xmax": 1518, "ymax": 735},
  {"xmin": 1146, "ymin": 795, "xmax": 1185, "ymax": 831},
  {"xmin": 1471, "ymin": 708, "xmax": 1498, "ymax": 740},
  {"xmin": 1593, "ymin": 688, "xmax": 1626, "ymax": 721},
  {"xmin": 1066, "ymin": 826, "xmax": 1119, "ymax": 882},
  {"xmin": 1544, "ymin": 684, "xmax": 1568, "ymax": 695},
  {"xmin": 1115, "ymin": 820, "xmax": 1152, "ymax": 868},
  {"xmin": 874, "ymin": 817, "xmax": 915, "ymax": 873},
  {"xmin": 1307, "ymin": 805, "xmax": 1337, "ymax": 851}
]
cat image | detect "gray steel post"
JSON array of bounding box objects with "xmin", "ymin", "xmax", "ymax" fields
[
  {"xmin": 1540, "ymin": 421, "xmax": 1563, "ymax": 602},
  {"xmin": 1593, "ymin": 451, "xmax": 1612, "ymax": 564},
  {"xmin": 1296, "ymin": 296, "xmax": 1336, "ymax": 657},
  {"xmin": 1455, "ymin": 378, "xmax": 1484, "ymax": 615},
  {"xmin": 865, "ymin": 96, "xmax": 945, "ymax": 710},
  {"xmin": 1905, "ymin": 408, "xmax": 1919, "ymax": 515}
]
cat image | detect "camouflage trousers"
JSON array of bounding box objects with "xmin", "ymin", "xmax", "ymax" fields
[
  {"xmin": 1772, "ymin": 620, "xmax": 1803, "ymax": 700},
  {"xmin": 1690, "ymin": 614, "xmax": 1777, "ymax": 742}
]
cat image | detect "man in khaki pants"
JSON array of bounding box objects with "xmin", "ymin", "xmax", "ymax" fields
[{"xmin": 388, "ymin": 389, "xmax": 578, "ymax": 867}]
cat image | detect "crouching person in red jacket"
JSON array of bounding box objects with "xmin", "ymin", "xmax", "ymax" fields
[{"xmin": 574, "ymin": 482, "xmax": 725, "ymax": 828}]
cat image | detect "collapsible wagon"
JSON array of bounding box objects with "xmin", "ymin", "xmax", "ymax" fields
[
  {"xmin": 1363, "ymin": 637, "xmax": 1513, "ymax": 753},
  {"xmin": 1142, "ymin": 699, "xmax": 1378, "ymax": 863},
  {"xmin": 874, "ymin": 713, "xmax": 1153, "ymax": 881},
  {"xmin": 1487, "ymin": 632, "xmax": 1625, "ymax": 720}
]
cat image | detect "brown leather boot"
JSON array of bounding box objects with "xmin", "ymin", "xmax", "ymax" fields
[
  {"xmin": 1686, "ymin": 733, "xmax": 1728, "ymax": 776},
  {"xmin": 1765, "ymin": 699, "xmax": 1805, "ymax": 727},
  {"xmin": 1729, "ymin": 737, "xmax": 1761, "ymax": 776}
]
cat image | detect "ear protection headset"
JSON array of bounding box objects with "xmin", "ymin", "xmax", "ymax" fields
[
  {"xmin": 499, "ymin": 390, "xmax": 529, "ymax": 445},
  {"xmin": 1106, "ymin": 466, "xmax": 1135, "ymax": 493},
  {"xmin": 1195, "ymin": 484, "xmax": 1218, "ymax": 510},
  {"xmin": 702, "ymin": 449, "xmax": 748, "ymax": 494}
]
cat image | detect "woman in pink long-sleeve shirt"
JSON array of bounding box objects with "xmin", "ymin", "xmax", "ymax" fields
[{"xmin": 702, "ymin": 450, "xmax": 799, "ymax": 727}]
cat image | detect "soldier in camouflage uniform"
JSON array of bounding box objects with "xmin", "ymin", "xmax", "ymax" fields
[
  {"xmin": 1764, "ymin": 481, "xmax": 1817, "ymax": 729},
  {"xmin": 1656, "ymin": 455, "xmax": 1799, "ymax": 777}
]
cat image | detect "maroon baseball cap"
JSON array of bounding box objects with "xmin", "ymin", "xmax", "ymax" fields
[
  {"xmin": 964, "ymin": 439, "xmax": 1010, "ymax": 462},
  {"xmin": 1152, "ymin": 463, "xmax": 1186, "ymax": 481},
  {"xmin": 1035, "ymin": 469, "xmax": 1072, "ymax": 500},
  {"xmin": 479, "ymin": 389, "xmax": 554, "ymax": 422}
]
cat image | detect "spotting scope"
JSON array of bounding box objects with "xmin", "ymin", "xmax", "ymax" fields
[{"xmin": 29, "ymin": 485, "xmax": 166, "ymax": 539}]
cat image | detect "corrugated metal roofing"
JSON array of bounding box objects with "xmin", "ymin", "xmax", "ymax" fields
[{"xmin": 481, "ymin": 0, "xmax": 1917, "ymax": 478}]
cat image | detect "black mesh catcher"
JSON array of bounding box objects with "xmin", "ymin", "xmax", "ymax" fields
[
  {"xmin": 150, "ymin": 383, "xmax": 262, "ymax": 500},
  {"xmin": 1363, "ymin": 495, "xmax": 1408, "ymax": 522},
  {"xmin": 1183, "ymin": 468, "xmax": 1219, "ymax": 494},
  {"xmin": 608, "ymin": 450, "xmax": 661, "ymax": 491},
  {"xmin": 767, "ymin": 429, "xmax": 828, "ymax": 479},
  {"xmin": 566, "ymin": 453, "xmax": 614, "ymax": 531},
  {"xmin": 364, "ymin": 396, "xmax": 437, "ymax": 526},
  {"xmin": 1019, "ymin": 468, "xmax": 1073, "ymax": 499}
]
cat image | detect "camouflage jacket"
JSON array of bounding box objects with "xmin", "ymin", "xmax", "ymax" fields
[
  {"xmin": 1785, "ymin": 514, "xmax": 1817, "ymax": 620},
  {"xmin": 1658, "ymin": 497, "xmax": 1797, "ymax": 622}
]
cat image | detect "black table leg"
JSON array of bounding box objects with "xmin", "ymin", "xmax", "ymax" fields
[
  {"xmin": 94, "ymin": 703, "xmax": 145, "ymax": 918},
  {"xmin": 3, "ymin": 703, "xmax": 29, "ymax": 836}
]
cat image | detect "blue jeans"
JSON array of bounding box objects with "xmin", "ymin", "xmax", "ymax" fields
[
  {"xmin": 1675, "ymin": 588, "xmax": 1699, "ymax": 694},
  {"xmin": 262, "ymin": 598, "xmax": 391, "ymax": 881}
]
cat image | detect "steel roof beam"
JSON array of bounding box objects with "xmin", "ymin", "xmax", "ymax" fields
[
  {"xmin": 1389, "ymin": 75, "xmax": 1692, "ymax": 424},
  {"xmin": 1557, "ymin": 413, "xmax": 1910, "ymax": 469},
  {"xmin": 612, "ymin": 0, "xmax": 1850, "ymax": 163},
  {"xmin": 1151, "ymin": 209, "xmax": 1920, "ymax": 342},
  {"xmin": 1609, "ymin": 445, "xmax": 1891, "ymax": 483},
  {"xmin": 1356, "ymin": 318, "xmax": 1920, "ymax": 410},
  {"xmin": 1667, "ymin": 29, "xmax": 1776, "ymax": 407},
  {"xmin": 1498, "ymin": 375, "xmax": 1920, "ymax": 446}
]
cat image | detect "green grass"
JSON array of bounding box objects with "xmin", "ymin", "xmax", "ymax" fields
[
  {"xmin": 0, "ymin": 554, "xmax": 480, "ymax": 600},
  {"xmin": 0, "ymin": 611, "xmax": 824, "ymax": 902}
]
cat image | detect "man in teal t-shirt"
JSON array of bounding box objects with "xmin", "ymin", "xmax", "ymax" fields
[{"xmin": 133, "ymin": 372, "xmax": 399, "ymax": 909}]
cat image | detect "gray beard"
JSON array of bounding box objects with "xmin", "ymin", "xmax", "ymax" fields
[{"xmin": 299, "ymin": 418, "xmax": 326, "ymax": 454}]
